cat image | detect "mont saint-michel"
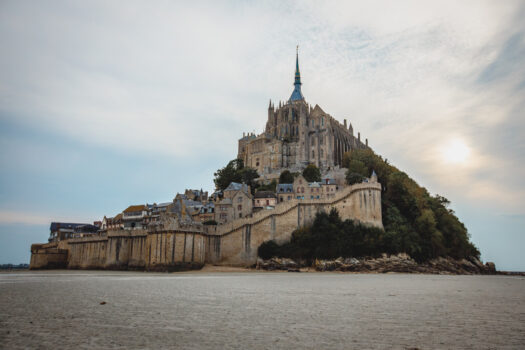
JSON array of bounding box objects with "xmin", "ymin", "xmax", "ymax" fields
[{"xmin": 28, "ymin": 51, "xmax": 495, "ymax": 276}]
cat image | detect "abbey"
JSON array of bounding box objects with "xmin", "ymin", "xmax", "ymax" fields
[{"xmin": 238, "ymin": 49, "xmax": 369, "ymax": 176}]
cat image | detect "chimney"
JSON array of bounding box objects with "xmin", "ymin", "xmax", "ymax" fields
[
  {"xmin": 366, "ymin": 138, "xmax": 368, "ymax": 147},
  {"xmin": 358, "ymin": 132, "xmax": 361, "ymax": 141},
  {"xmin": 344, "ymin": 119, "xmax": 347, "ymax": 128}
]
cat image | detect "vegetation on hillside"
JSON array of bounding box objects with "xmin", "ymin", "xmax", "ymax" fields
[
  {"xmin": 259, "ymin": 149, "xmax": 480, "ymax": 262},
  {"xmin": 278, "ymin": 170, "xmax": 295, "ymax": 184},
  {"xmin": 302, "ymin": 164, "xmax": 321, "ymax": 182}
]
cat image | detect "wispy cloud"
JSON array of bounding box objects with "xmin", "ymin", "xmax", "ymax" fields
[
  {"xmin": 0, "ymin": 210, "xmax": 95, "ymax": 226},
  {"xmin": 0, "ymin": 0, "xmax": 523, "ymax": 214}
]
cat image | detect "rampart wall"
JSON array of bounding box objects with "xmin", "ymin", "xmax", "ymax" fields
[{"xmin": 30, "ymin": 182, "xmax": 382, "ymax": 270}]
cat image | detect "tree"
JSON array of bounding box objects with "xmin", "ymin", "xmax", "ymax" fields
[
  {"xmin": 346, "ymin": 172, "xmax": 364, "ymax": 185},
  {"xmin": 213, "ymin": 159, "xmax": 259, "ymax": 191},
  {"xmin": 279, "ymin": 170, "xmax": 294, "ymax": 184},
  {"xmin": 302, "ymin": 164, "xmax": 321, "ymax": 182}
]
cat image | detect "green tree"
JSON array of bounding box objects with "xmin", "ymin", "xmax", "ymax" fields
[
  {"xmin": 346, "ymin": 172, "xmax": 365, "ymax": 185},
  {"xmin": 213, "ymin": 158, "xmax": 259, "ymax": 192},
  {"xmin": 302, "ymin": 164, "xmax": 321, "ymax": 182},
  {"xmin": 279, "ymin": 170, "xmax": 294, "ymax": 184}
]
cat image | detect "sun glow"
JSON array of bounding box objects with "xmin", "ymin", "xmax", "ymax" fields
[{"xmin": 442, "ymin": 139, "xmax": 471, "ymax": 164}]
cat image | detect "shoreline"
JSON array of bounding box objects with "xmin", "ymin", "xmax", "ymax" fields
[{"xmin": 2, "ymin": 265, "xmax": 524, "ymax": 276}]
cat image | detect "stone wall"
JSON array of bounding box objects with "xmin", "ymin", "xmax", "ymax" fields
[
  {"xmin": 205, "ymin": 182, "xmax": 381, "ymax": 266},
  {"xmin": 30, "ymin": 182, "xmax": 382, "ymax": 270}
]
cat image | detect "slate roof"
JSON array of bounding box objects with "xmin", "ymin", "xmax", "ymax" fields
[
  {"xmin": 277, "ymin": 184, "xmax": 294, "ymax": 193},
  {"xmin": 123, "ymin": 205, "xmax": 147, "ymax": 213},
  {"xmin": 254, "ymin": 191, "xmax": 277, "ymax": 199},
  {"xmin": 224, "ymin": 182, "xmax": 250, "ymax": 193},
  {"xmin": 50, "ymin": 222, "xmax": 90, "ymax": 232}
]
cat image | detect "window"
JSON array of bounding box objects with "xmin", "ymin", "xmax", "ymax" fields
[
  {"xmin": 238, "ymin": 205, "xmax": 242, "ymax": 211},
  {"xmin": 312, "ymin": 150, "xmax": 315, "ymax": 158},
  {"xmin": 321, "ymin": 149, "xmax": 324, "ymax": 157},
  {"xmin": 321, "ymin": 116, "xmax": 324, "ymax": 126},
  {"xmin": 266, "ymin": 200, "xmax": 269, "ymax": 205},
  {"xmin": 311, "ymin": 195, "xmax": 314, "ymax": 199},
  {"xmin": 238, "ymin": 196, "xmax": 243, "ymax": 203},
  {"xmin": 287, "ymin": 196, "xmax": 291, "ymax": 200}
]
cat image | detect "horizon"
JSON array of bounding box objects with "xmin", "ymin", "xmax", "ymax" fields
[{"xmin": 0, "ymin": 1, "xmax": 524, "ymax": 270}]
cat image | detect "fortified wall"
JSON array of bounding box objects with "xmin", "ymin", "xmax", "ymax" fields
[{"xmin": 30, "ymin": 182, "xmax": 382, "ymax": 270}]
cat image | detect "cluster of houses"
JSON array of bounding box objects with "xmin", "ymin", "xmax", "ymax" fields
[{"xmin": 47, "ymin": 173, "xmax": 351, "ymax": 242}]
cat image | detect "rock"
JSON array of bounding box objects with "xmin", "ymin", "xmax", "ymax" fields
[{"xmin": 485, "ymin": 262, "xmax": 496, "ymax": 273}]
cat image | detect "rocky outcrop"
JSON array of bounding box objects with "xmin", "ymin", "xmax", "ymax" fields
[{"xmin": 257, "ymin": 253, "xmax": 498, "ymax": 275}]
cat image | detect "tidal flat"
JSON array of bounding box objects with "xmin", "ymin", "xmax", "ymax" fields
[{"xmin": 0, "ymin": 271, "xmax": 524, "ymax": 349}]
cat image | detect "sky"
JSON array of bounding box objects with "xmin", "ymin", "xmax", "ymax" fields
[{"xmin": 0, "ymin": 1, "xmax": 524, "ymax": 270}]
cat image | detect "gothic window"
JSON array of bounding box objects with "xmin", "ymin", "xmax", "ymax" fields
[
  {"xmin": 319, "ymin": 135, "xmax": 323, "ymax": 145},
  {"xmin": 321, "ymin": 117, "xmax": 324, "ymax": 126},
  {"xmin": 312, "ymin": 150, "xmax": 315, "ymax": 158}
]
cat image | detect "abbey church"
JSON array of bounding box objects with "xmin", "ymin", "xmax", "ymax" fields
[{"xmin": 238, "ymin": 49, "xmax": 369, "ymax": 176}]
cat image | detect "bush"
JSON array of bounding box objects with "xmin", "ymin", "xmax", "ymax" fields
[
  {"xmin": 279, "ymin": 170, "xmax": 294, "ymax": 184},
  {"xmin": 346, "ymin": 172, "xmax": 364, "ymax": 185},
  {"xmin": 302, "ymin": 164, "xmax": 321, "ymax": 182},
  {"xmin": 258, "ymin": 240, "xmax": 280, "ymax": 260}
]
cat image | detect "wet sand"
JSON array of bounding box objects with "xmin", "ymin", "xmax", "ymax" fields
[{"xmin": 1, "ymin": 271, "xmax": 524, "ymax": 349}]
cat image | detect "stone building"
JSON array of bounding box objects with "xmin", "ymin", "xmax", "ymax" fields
[
  {"xmin": 276, "ymin": 183, "xmax": 294, "ymax": 203},
  {"xmin": 253, "ymin": 191, "xmax": 277, "ymax": 210},
  {"xmin": 238, "ymin": 49, "xmax": 369, "ymax": 176},
  {"xmin": 215, "ymin": 182, "xmax": 253, "ymax": 223}
]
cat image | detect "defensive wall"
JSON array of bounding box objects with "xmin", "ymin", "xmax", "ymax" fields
[{"xmin": 30, "ymin": 182, "xmax": 382, "ymax": 270}]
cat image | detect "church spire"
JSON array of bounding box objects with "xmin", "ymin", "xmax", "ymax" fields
[{"xmin": 289, "ymin": 45, "xmax": 305, "ymax": 102}]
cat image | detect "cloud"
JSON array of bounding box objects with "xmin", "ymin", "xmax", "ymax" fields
[
  {"xmin": 0, "ymin": 0, "xmax": 523, "ymax": 214},
  {"xmin": 0, "ymin": 210, "xmax": 95, "ymax": 226}
]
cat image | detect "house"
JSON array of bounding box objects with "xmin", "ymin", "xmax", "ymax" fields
[
  {"xmin": 321, "ymin": 177, "xmax": 338, "ymax": 199},
  {"xmin": 102, "ymin": 213, "xmax": 123, "ymax": 231},
  {"xmin": 253, "ymin": 191, "xmax": 277, "ymax": 210},
  {"xmin": 293, "ymin": 175, "xmax": 308, "ymax": 200},
  {"xmin": 184, "ymin": 189, "xmax": 208, "ymax": 202},
  {"xmin": 48, "ymin": 222, "xmax": 92, "ymax": 242},
  {"xmin": 144, "ymin": 202, "xmax": 173, "ymax": 225},
  {"xmin": 122, "ymin": 205, "xmax": 148, "ymax": 230},
  {"xmin": 196, "ymin": 202, "xmax": 215, "ymax": 222},
  {"xmin": 215, "ymin": 182, "xmax": 253, "ymax": 224},
  {"xmin": 307, "ymin": 182, "xmax": 322, "ymax": 199},
  {"xmin": 71, "ymin": 224, "xmax": 99, "ymax": 239},
  {"xmin": 276, "ymin": 183, "xmax": 294, "ymax": 203}
]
